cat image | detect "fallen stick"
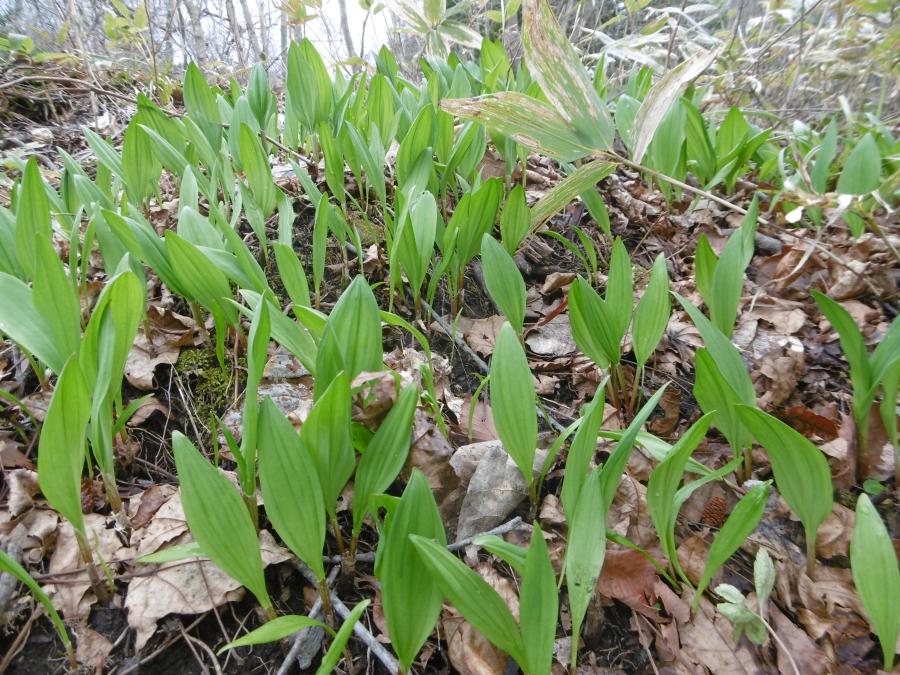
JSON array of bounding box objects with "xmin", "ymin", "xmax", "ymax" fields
[
  {"xmin": 293, "ymin": 562, "xmax": 400, "ymax": 675},
  {"xmin": 323, "ymin": 516, "xmax": 525, "ymax": 565},
  {"xmin": 276, "ymin": 566, "xmax": 340, "ymax": 675}
]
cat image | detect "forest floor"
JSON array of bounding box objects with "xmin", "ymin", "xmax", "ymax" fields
[{"xmin": 0, "ymin": 66, "xmax": 898, "ymax": 675}]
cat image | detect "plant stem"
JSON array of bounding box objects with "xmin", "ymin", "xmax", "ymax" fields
[
  {"xmin": 805, "ymin": 533, "xmax": 816, "ymax": 578},
  {"xmin": 528, "ymin": 480, "xmax": 538, "ymax": 519},
  {"xmin": 317, "ymin": 577, "xmax": 334, "ymax": 622},
  {"xmin": 75, "ymin": 530, "xmax": 111, "ymax": 605},
  {"xmin": 607, "ymin": 368, "xmax": 623, "ymax": 417},
  {"xmin": 855, "ymin": 414, "xmax": 868, "ymax": 486},
  {"xmin": 25, "ymin": 351, "xmax": 49, "ymax": 391},
  {"xmin": 342, "ymin": 535, "xmax": 357, "ymax": 577},
  {"xmin": 190, "ymin": 301, "xmax": 209, "ymax": 344},
  {"xmin": 243, "ymin": 493, "xmax": 259, "ymax": 533},
  {"xmin": 330, "ymin": 513, "xmax": 346, "ymax": 557},
  {"xmin": 628, "ymin": 364, "xmax": 642, "ymax": 414},
  {"xmin": 742, "ymin": 446, "xmax": 753, "ymax": 484}
]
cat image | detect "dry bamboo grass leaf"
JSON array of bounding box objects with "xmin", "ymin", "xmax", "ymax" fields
[{"xmin": 630, "ymin": 49, "xmax": 719, "ymax": 163}]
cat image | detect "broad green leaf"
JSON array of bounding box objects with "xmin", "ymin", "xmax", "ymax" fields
[
  {"xmin": 0, "ymin": 273, "xmax": 67, "ymax": 372},
  {"xmin": 219, "ymin": 615, "xmax": 330, "ymax": 653},
  {"xmin": 605, "ymin": 238, "xmax": 633, "ymax": 343},
  {"xmin": 674, "ymin": 294, "xmax": 756, "ymax": 404},
  {"xmin": 632, "ymin": 254, "xmax": 670, "ymax": 367},
  {"xmin": 736, "ymin": 406, "xmax": 832, "ymax": 566},
  {"xmin": 15, "ymin": 157, "xmax": 52, "ymax": 278},
  {"xmin": 580, "ymin": 187, "xmax": 611, "ymax": 237},
  {"xmin": 121, "ymin": 116, "xmax": 159, "ymax": 205},
  {"xmin": 522, "ymin": 0, "xmax": 614, "ymax": 151},
  {"xmin": 693, "ymin": 481, "xmax": 770, "ymax": 611},
  {"xmin": 311, "ymin": 198, "xmax": 329, "ymax": 304},
  {"xmin": 490, "ymin": 322, "xmax": 538, "ymax": 486},
  {"xmin": 172, "ymin": 432, "xmax": 272, "ymax": 611},
  {"xmin": 684, "ymin": 100, "xmax": 716, "ymax": 181},
  {"xmin": 137, "ymin": 542, "xmax": 204, "ymax": 564},
  {"xmin": 273, "ymin": 242, "xmax": 310, "ymax": 308},
  {"xmin": 615, "ymin": 95, "xmax": 639, "ymax": 151},
  {"xmin": 258, "ymin": 398, "xmax": 326, "ymax": 580},
  {"xmin": 353, "ymin": 384, "xmax": 418, "ymax": 536},
  {"xmin": 564, "ymin": 468, "xmax": 606, "ymax": 670},
  {"xmin": 164, "ymin": 230, "xmax": 235, "ymax": 364},
  {"xmin": 716, "ymin": 107, "xmax": 749, "ymax": 161},
  {"xmin": 473, "ymin": 535, "xmax": 527, "ymax": 574},
  {"xmin": 183, "ymin": 63, "xmax": 222, "ymax": 151},
  {"xmin": 709, "ymin": 199, "xmax": 757, "ymax": 336},
  {"xmin": 500, "ymin": 184, "xmax": 530, "ymax": 254},
  {"xmin": 318, "ymin": 121, "xmax": 346, "ymax": 205},
  {"xmin": 693, "ymin": 235, "xmax": 717, "ymax": 303},
  {"xmin": 811, "ymin": 119, "xmax": 838, "ymax": 193},
  {"xmin": 451, "ymin": 178, "xmax": 503, "ymax": 270},
  {"xmin": 598, "ymin": 385, "xmax": 668, "ymax": 510},
  {"xmin": 32, "ymin": 234, "xmax": 80, "ymax": 366},
  {"xmin": 237, "ymin": 297, "xmax": 270, "ymax": 496},
  {"xmin": 247, "ymin": 63, "xmax": 274, "ymax": 130},
  {"xmin": 411, "ymin": 535, "xmax": 525, "ymax": 663},
  {"xmin": 560, "ymin": 389, "xmax": 606, "ymax": 518},
  {"xmin": 315, "ymin": 275, "xmax": 383, "ymax": 397},
  {"xmin": 286, "ymin": 39, "xmax": 334, "ymax": 133},
  {"xmin": 315, "ymin": 599, "xmax": 371, "ymax": 675},
  {"xmin": 694, "ymin": 348, "xmax": 751, "ymax": 454},
  {"xmin": 239, "ymin": 123, "xmax": 278, "ymax": 217},
  {"xmin": 836, "ymin": 134, "xmax": 881, "ymax": 195},
  {"xmin": 851, "ymin": 494, "xmax": 900, "ymax": 670},
  {"xmin": 164, "ymin": 231, "xmax": 234, "ymax": 317},
  {"xmin": 396, "ymin": 104, "xmax": 434, "ymax": 185},
  {"xmin": 88, "ymin": 270, "xmax": 143, "ymax": 390},
  {"xmin": 377, "ymin": 470, "xmax": 446, "ymax": 672},
  {"xmin": 302, "ymin": 373, "xmax": 354, "ymax": 519},
  {"xmin": 520, "ymin": 523, "xmax": 557, "ymax": 675},
  {"xmin": 647, "ymin": 414, "xmax": 715, "ymax": 585},
  {"xmin": 38, "ymin": 357, "xmax": 90, "ymax": 534},
  {"xmin": 396, "ymin": 191, "xmax": 437, "ymax": 299},
  {"xmin": 481, "ymin": 235, "xmax": 526, "ymax": 333},
  {"xmin": 238, "ymin": 291, "xmax": 317, "ymax": 375},
  {"xmin": 568, "ymin": 277, "xmax": 616, "ymax": 368},
  {"xmin": 82, "ymin": 127, "xmax": 124, "ymax": 181},
  {"xmin": 811, "ymin": 291, "xmax": 871, "ymax": 414}
]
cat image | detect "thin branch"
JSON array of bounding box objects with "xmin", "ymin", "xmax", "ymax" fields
[
  {"xmin": 293, "ymin": 562, "xmax": 400, "ymax": 675},
  {"xmin": 0, "ymin": 75, "xmax": 136, "ymax": 102},
  {"xmin": 324, "ymin": 516, "xmax": 526, "ymax": 564},
  {"xmin": 276, "ymin": 566, "xmax": 340, "ymax": 675}
]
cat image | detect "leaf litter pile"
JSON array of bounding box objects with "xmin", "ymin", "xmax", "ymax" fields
[{"xmin": 1, "ymin": 3, "xmax": 899, "ymax": 674}]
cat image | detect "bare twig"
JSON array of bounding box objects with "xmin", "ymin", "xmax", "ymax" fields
[
  {"xmin": 293, "ymin": 562, "xmax": 400, "ymax": 675},
  {"xmin": 0, "ymin": 75, "xmax": 135, "ymax": 103},
  {"xmin": 448, "ymin": 516, "xmax": 524, "ymax": 551},
  {"xmin": 324, "ymin": 516, "xmax": 526, "ymax": 565},
  {"xmin": 180, "ymin": 624, "xmax": 225, "ymax": 675},
  {"xmin": 275, "ymin": 566, "xmax": 340, "ymax": 675},
  {"xmin": 607, "ymin": 152, "xmax": 885, "ymax": 296}
]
